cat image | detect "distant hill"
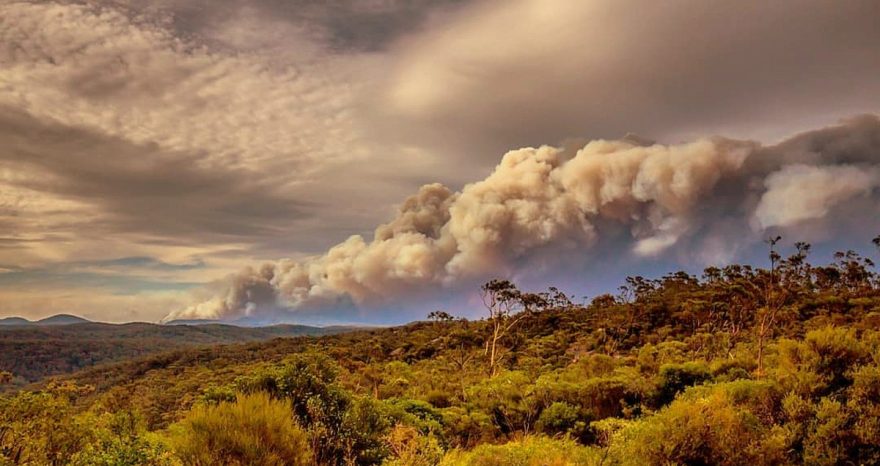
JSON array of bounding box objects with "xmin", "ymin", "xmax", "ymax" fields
[
  {"xmin": 163, "ymin": 319, "xmax": 222, "ymax": 326},
  {"xmin": 0, "ymin": 321, "xmax": 358, "ymax": 384},
  {"xmin": 0, "ymin": 314, "xmax": 92, "ymax": 326},
  {"xmin": 35, "ymin": 314, "xmax": 92, "ymax": 325},
  {"xmin": 0, "ymin": 317, "xmax": 31, "ymax": 326}
]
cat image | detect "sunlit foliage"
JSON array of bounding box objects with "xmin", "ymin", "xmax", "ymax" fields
[{"xmin": 168, "ymin": 393, "xmax": 311, "ymax": 466}]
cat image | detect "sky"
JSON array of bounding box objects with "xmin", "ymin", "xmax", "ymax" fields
[{"xmin": 1, "ymin": 0, "xmax": 879, "ymax": 324}]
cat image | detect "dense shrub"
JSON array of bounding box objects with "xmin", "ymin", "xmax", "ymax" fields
[
  {"xmin": 439, "ymin": 436, "xmax": 600, "ymax": 466},
  {"xmin": 168, "ymin": 393, "xmax": 311, "ymax": 466},
  {"xmin": 605, "ymin": 382, "xmax": 789, "ymax": 465},
  {"xmin": 654, "ymin": 362, "xmax": 712, "ymax": 406},
  {"xmin": 536, "ymin": 402, "xmax": 579, "ymax": 436},
  {"xmin": 71, "ymin": 411, "xmax": 174, "ymax": 466},
  {"xmin": 382, "ymin": 424, "xmax": 444, "ymax": 466}
]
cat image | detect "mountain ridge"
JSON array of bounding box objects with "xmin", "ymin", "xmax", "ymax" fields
[
  {"xmin": 0, "ymin": 320, "xmax": 364, "ymax": 384},
  {"xmin": 0, "ymin": 314, "xmax": 91, "ymax": 326}
]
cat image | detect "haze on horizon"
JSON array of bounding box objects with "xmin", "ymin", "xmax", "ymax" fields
[{"xmin": 1, "ymin": 0, "xmax": 879, "ymax": 324}]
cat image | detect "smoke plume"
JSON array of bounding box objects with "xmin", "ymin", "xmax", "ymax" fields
[{"xmin": 164, "ymin": 115, "xmax": 880, "ymax": 324}]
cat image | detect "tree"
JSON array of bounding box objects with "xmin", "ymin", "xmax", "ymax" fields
[
  {"xmin": 427, "ymin": 311, "xmax": 454, "ymax": 323},
  {"xmin": 780, "ymin": 242, "xmax": 813, "ymax": 293},
  {"xmin": 467, "ymin": 371, "xmax": 540, "ymax": 434},
  {"xmin": 874, "ymin": 235, "xmax": 880, "ymax": 287},
  {"xmin": 480, "ymin": 280, "xmax": 530, "ymax": 377},
  {"xmin": 831, "ymin": 250, "xmax": 875, "ymax": 294},
  {"xmin": 235, "ymin": 355, "xmax": 351, "ymax": 465},
  {"xmin": 605, "ymin": 382, "xmax": 788, "ymax": 466},
  {"xmin": 756, "ymin": 236, "xmax": 782, "ymax": 375},
  {"xmin": 443, "ymin": 328, "xmax": 481, "ymax": 399},
  {"xmin": 545, "ymin": 286, "xmax": 573, "ymax": 309},
  {"xmin": 708, "ymin": 265, "xmax": 760, "ymax": 359}
]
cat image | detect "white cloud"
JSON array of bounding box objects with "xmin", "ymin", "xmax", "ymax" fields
[{"xmin": 754, "ymin": 164, "xmax": 879, "ymax": 229}]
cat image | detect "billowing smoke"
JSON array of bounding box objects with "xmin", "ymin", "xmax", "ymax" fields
[{"xmin": 164, "ymin": 115, "xmax": 880, "ymax": 324}]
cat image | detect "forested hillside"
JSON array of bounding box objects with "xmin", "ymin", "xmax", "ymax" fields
[
  {"xmin": 0, "ymin": 323, "xmax": 356, "ymax": 385},
  {"xmin": 1, "ymin": 239, "xmax": 879, "ymax": 465}
]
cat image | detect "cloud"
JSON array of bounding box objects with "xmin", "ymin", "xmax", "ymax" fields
[
  {"xmin": 0, "ymin": 1, "xmax": 406, "ymax": 321},
  {"xmin": 166, "ymin": 116, "xmax": 880, "ymax": 324},
  {"xmin": 0, "ymin": 2, "xmax": 362, "ymax": 173},
  {"xmin": 77, "ymin": 256, "xmax": 205, "ymax": 271},
  {"xmin": 0, "ymin": 108, "xmax": 316, "ymax": 240},
  {"xmin": 0, "ymin": 266, "xmax": 201, "ymax": 293},
  {"xmin": 755, "ymin": 165, "xmax": 879, "ymax": 229},
  {"xmin": 0, "ymin": 286, "xmax": 191, "ymax": 323},
  {"xmin": 106, "ymin": 0, "xmax": 472, "ymax": 53},
  {"xmin": 0, "ymin": 1, "xmax": 449, "ymax": 260},
  {"xmin": 0, "ymin": 2, "xmax": 428, "ymax": 261},
  {"xmin": 379, "ymin": 0, "xmax": 880, "ymax": 167}
]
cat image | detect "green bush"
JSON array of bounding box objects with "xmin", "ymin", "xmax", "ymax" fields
[
  {"xmin": 605, "ymin": 382, "xmax": 789, "ymax": 466},
  {"xmin": 536, "ymin": 402, "xmax": 579, "ymax": 436},
  {"xmin": 71, "ymin": 411, "xmax": 174, "ymax": 466},
  {"xmin": 169, "ymin": 393, "xmax": 311, "ymax": 466},
  {"xmin": 382, "ymin": 424, "xmax": 444, "ymax": 466},
  {"xmin": 439, "ymin": 436, "xmax": 600, "ymax": 466},
  {"xmin": 655, "ymin": 362, "xmax": 711, "ymax": 406},
  {"xmin": 0, "ymin": 383, "xmax": 95, "ymax": 465}
]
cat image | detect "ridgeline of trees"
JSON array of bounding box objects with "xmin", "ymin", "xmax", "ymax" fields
[
  {"xmin": 1, "ymin": 236, "xmax": 880, "ymax": 465},
  {"xmin": 0, "ymin": 323, "xmax": 354, "ymax": 387}
]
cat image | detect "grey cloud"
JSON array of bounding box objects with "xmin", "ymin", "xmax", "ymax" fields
[
  {"xmin": 71, "ymin": 256, "xmax": 206, "ymax": 271},
  {"xmin": 0, "ymin": 0, "xmax": 418, "ymax": 260},
  {"xmin": 0, "ymin": 265, "xmax": 202, "ymax": 293},
  {"xmin": 380, "ymin": 0, "xmax": 880, "ymax": 170},
  {"xmin": 98, "ymin": 0, "xmax": 471, "ymax": 53},
  {"xmin": 0, "ymin": 108, "xmax": 313, "ymax": 243},
  {"xmin": 1, "ymin": 1, "xmax": 364, "ymax": 178}
]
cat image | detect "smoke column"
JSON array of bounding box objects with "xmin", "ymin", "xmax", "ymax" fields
[{"xmin": 164, "ymin": 115, "xmax": 880, "ymax": 324}]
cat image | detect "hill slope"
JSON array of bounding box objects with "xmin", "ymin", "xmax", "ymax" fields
[
  {"xmin": 35, "ymin": 314, "xmax": 91, "ymax": 325},
  {"xmin": 0, "ymin": 322, "xmax": 358, "ymax": 383},
  {"xmin": 0, "ymin": 317, "xmax": 30, "ymax": 326},
  {"xmin": 0, "ymin": 314, "xmax": 91, "ymax": 326}
]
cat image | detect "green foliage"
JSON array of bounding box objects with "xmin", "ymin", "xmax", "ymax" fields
[
  {"xmin": 0, "ymin": 382, "xmax": 96, "ymax": 465},
  {"xmin": 440, "ymin": 407, "xmax": 495, "ymax": 449},
  {"xmin": 776, "ymin": 326, "xmax": 872, "ymax": 396},
  {"xmin": 467, "ymin": 371, "xmax": 539, "ymax": 435},
  {"xmin": 439, "ymin": 436, "xmax": 601, "ymax": 466},
  {"xmin": 0, "ymin": 323, "xmax": 348, "ymax": 383},
  {"xmin": 654, "ymin": 361, "xmax": 712, "ymax": 406},
  {"xmin": 535, "ymin": 402, "xmax": 579, "ymax": 436},
  {"xmin": 71, "ymin": 411, "xmax": 174, "ymax": 466},
  {"xmin": 168, "ymin": 392, "xmax": 311, "ymax": 466},
  {"xmin": 382, "ymin": 424, "xmax": 444, "ymax": 466},
  {"xmin": 604, "ymin": 381, "xmax": 789, "ymax": 465}
]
